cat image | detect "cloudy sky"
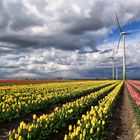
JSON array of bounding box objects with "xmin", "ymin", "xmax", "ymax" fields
[{"xmin": 0, "ymin": 0, "xmax": 140, "ymax": 79}]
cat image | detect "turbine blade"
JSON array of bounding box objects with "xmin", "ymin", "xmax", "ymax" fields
[
  {"xmin": 116, "ymin": 13, "xmax": 123, "ymax": 32},
  {"xmin": 112, "ymin": 49, "xmax": 115, "ymax": 58},
  {"xmin": 116, "ymin": 36, "xmax": 122, "ymax": 53},
  {"xmin": 127, "ymin": 32, "xmax": 132, "ymax": 35},
  {"xmin": 109, "ymin": 57, "xmax": 114, "ymax": 61},
  {"xmin": 127, "ymin": 29, "xmax": 140, "ymax": 35}
]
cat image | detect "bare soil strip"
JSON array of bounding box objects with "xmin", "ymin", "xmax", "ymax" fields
[{"xmin": 107, "ymin": 85, "xmax": 140, "ymax": 140}]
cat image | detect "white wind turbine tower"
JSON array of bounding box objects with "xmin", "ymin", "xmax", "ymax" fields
[
  {"xmin": 109, "ymin": 49, "xmax": 118, "ymax": 80},
  {"xmin": 115, "ymin": 64, "xmax": 118, "ymax": 79},
  {"xmin": 116, "ymin": 14, "xmax": 127, "ymax": 80},
  {"xmin": 109, "ymin": 49, "xmax": 115, "ymax": 80}
]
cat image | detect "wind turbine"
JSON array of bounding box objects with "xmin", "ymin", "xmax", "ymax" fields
[
  {"xmin": 115, "ymin": 14, "xmax": 140, "ymax": 80},
  {"xmin": 115, "ymin": 64, "xmax": 118, "ymax": 79},
  {"xmin": 116, "ymin": 14, "xmax": 127, "ymax": 80},
  {"xmin": 109, "ymin": 49, "xmax": 115, "ymax": 80}
]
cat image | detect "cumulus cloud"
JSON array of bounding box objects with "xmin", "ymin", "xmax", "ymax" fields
[{"xmin": 0, "ymin": 0, "xmax": 140, "ymax": 79}]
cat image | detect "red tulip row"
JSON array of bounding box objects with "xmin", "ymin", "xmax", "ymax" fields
[
  {"xmin": 128, "ymin": 80, "xmax": 140, "ymax": 86},
  {"xmin": 126, "ymin": 81, "xmax": 140, "ymax": 106},
  {"xmin": 126, "ymin": 80, "xmax": 140, "ymax": 126},
  {"xmin": 128, "ymin": 80, "xmax": 140, "ymax": 91}
]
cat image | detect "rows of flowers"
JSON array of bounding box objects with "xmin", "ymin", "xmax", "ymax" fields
[
  {"xmin": 128, "ymin": 80, "xmax": 140, "ymax": 85},
  {"xmin": 127, "ymin": 80, "xmax": 140, "ymax": 93},
  {"xmin": 0, "ymin": 79, "xmax": 75, "ymax": 85},
  {"xmin": 0, "ymin": 79, "xmax": 96, "ymax": 84},
  {"xmin": 8, "ymin": 81, "xmax": 120, "ymax": 140},
  {"xmin": 126, "ymin": 81, "xmax": 140, "ymax": 106},
  {"xmin": 0, "ymin": 79, "xmax": 47, "ymax": 84},
  {"xmin": 0, "ymin": 81, "xmax": 89, "ymax": 94},
  {"xmin": 0, "ymin": 81, "xmax": 112, "ymax": 123},
  {"xmin": 125, "ymin": 80, "xmax": 140, "ymax": 126},
  {"xmin": 64, "ymin": 82, "xmax": 123, "ymax": 140},
  {"xmin": 0, "ymin": 79, "xmax": 61, "ymax": 86}
]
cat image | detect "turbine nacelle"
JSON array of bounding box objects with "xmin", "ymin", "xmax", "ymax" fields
[
  {"xmin": 120, "ymin": 32, "xmax": 127, "ymax": 36},
  {"xmin": 109, "ymin": 56, "xmax": 114, "ymax": 60}
]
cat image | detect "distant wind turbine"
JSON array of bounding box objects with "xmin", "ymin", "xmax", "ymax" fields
[
  {"xmin": 109, "ymin": 49, "xmax": 115, "ymax": 80},
  {"xmin": 115, "ymin": 64, "xmax": 118, "ymax": 79}
]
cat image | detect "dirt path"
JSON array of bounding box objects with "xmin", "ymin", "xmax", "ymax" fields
[{"xmin": 108, "ymin": 85, "xmax": 140, "ymax": 140}]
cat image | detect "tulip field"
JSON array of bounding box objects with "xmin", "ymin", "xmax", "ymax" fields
[
  {"xmin": 0, "ymin": 80, "xmax": 140, "ymax": 140},
  {"xmin": 126, "ymin": 80, "xmax": 140, "ymax": 126}
]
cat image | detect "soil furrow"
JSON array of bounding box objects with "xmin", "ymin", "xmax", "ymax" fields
[{"xmin": 108, "ymin": 85, "xmax": 140, "ymax": 140}]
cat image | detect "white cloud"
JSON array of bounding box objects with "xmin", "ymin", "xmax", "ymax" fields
[{"xmin": 72, "ymin": 4, "xmax": 81, "ymax": 14}]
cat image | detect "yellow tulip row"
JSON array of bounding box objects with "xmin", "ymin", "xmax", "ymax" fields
[
  {"xmin": 0, "ymin": 81, "xmax": 95, "ymax": 96},
  {"xmin": 8, "ymin": 81, "xmax": 120, "ymax": 140},
  {"xmin": 0, "ymin": 81, "xmax": 112, "ymax": 123},
  {"xmin": 64, "ymin": 82, "xmax": 123, "ymax": 140}
]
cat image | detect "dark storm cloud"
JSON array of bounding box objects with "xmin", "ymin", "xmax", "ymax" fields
[
  {"xmin": 5, "ymin": 1, "xmax": 44, "ymax": 31},
  {"xmin": 100, "ymin": 49, "xmax": 112, "ymax": 54},
  {"xmin": 0, "ymin": 32, "xmax": 98, "ymax": 52},
  {"xmin": 0, "ymin": 66, "xmax": 18, "ymax": 69},
  {"xmin": 65, "ymin": 19, "xmax": 105, "ymax": 35},
  {"xmin": 0, "ymin": 1, "xmax": 10, "ymax": 31},
  {"xmin": 43, "ymin": 68, "xmax": 113, "ymax": 79},
  {"xmin": 78, "ymin": 48, "xmax": 99, "ymax": 54},
  {"xmin": 54, "ymin": 33, "xmax": 98, "ymax": 51},
  {"xmin": 0, "ymin": 34, "xmax": 39, "ymax": 47},
  {"xmin": 63, "ymin": 1, "xmax": 116, "ymax": 35},
  {"xmin": 0, "ymin": 0, "xmax": 140, "ymax": 53},
  {"xmin": 63, "ymin": 0, "xmax": 140, "ymax": 35},
  {"xmin": 0, "ymin": 0, "xmax": 109, "ymax": 54},
  {"xmin": 126, "ymin": 67, "xmax": 140, "ymax": 79}
]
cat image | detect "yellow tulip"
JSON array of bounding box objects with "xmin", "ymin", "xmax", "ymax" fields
[
  {"xmin": 64, "ymin": 134, "xmax": 68, "ymax": 140},
  {"xmin": 102, "ymin": 120, "xmax": 105, "ymax": 125},
  {"xmin": 83, "ymin": 129, "xmax": 86, "ymax": 138},
  {"xmin": 86, "ymin": 124, "xmax": 89, "ymax": 129},
  {"xmin": 68, "ymin": 125, "xmax": 72, "ymax": 131},
  {"xmin": 18, "ymin": 136, "xmax": 23, "ymax": 140},
  {"xmin": 18, "ymin": 128, "xmax": 22, "ymax": 134},
  {"xmin": 90, "ymin": 127, "xmax": 93, "ymax": 134},
  {"xmin": 15, "ymin": 133, "xmax": 19, "ymax": 139},
  {"xmin": 33, "ymin": 114, "xmax": 37, "ymax": 120},
  {"xmin": 80, "ymin": 133, "xmax": 83, "ymax": 140},
  {"xmin": 97, "ymin": 127, "xmax": 100, "ymax": 132},
  {"xmin": 77, "ymin": 120, "xmax": 80, "ymax": 125},
  {"xmin": 28, "ymin": 126, "xmax": 32, "ymax": 132},
  {"xmin": 70, "ymin": 133, "xmax": 75, "ymax": 140}
]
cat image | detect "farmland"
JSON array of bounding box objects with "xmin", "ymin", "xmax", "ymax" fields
[{"xmin": 0, "ymin": 80, "xmax": 140, "ymax": 140}]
